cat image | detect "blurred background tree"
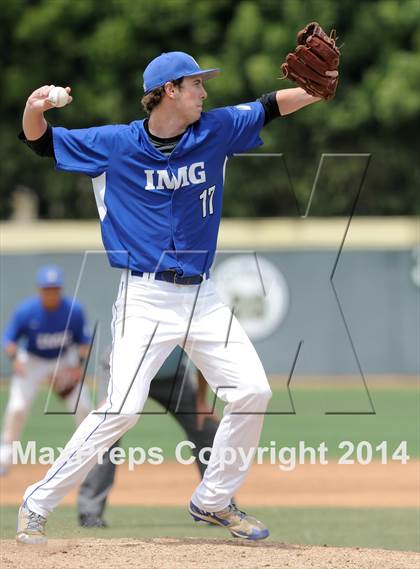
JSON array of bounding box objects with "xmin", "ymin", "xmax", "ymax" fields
[{"xmin": 1, "ymin": 0, "xmax": 419, "ymax": 219}]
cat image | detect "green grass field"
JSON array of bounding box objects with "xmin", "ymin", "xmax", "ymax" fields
[
  {"xmin": 1, "ymin": 385, "xmax": 418, "ymax": 459},
  {"xmin": 1, "ymin": 506, "xmax": 419, "ymax": 551}
]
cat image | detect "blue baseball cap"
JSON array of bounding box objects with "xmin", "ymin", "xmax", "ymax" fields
[
  {"xmin": 143, "ymin": 51, "xmax": 220, "ymax": 94},
  {"xmin": 36, "ymin": 265, "xmax": 64, "ymax": 288}
]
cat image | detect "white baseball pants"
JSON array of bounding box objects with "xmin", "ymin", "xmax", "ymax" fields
[{"xmin": 24, "ymin": 272, "xmax": 271, "ymax": 516}]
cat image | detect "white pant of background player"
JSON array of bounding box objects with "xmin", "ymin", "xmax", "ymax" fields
[
  {"xmin": 23, "ymin": 273, "xmax": 272, "ymax": 516},
  {"xmin": 0, "ymin": 349, "xmax": 91, "ymax": 473}
]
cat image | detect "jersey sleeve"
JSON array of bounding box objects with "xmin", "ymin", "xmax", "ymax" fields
[
  {"xmin": 2, "ymin": 305, "xmax": 26, "ymax": 347},
  {"xmin": 71, "ymin": 304, "xmax": 91, "ymax": 345},
  {"xmin": 216, "ymin": 101, "xmax": 265, "ymax": 156},
  {"xmin": 52, "ymin": 124, "xmax": 120, "ymax": 177}
]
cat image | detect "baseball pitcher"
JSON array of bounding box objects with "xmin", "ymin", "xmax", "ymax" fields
[{"xmin": 16, "ymin": 25, "xmax": 339, "ymax": 544}]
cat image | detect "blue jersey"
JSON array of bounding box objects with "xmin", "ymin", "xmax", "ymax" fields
[
  {"xmin": 52, "ymin": 102, "xmax": 265, "ymax": 276},
  {"xmin": 3, "ymin": 297, "xmax": 90, "ymax": 359}
]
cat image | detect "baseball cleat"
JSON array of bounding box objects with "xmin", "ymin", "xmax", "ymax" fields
[
  {"xmin": 188, "ymin": 501, "xmax": 269, "ymax": 540},
  {"xmin": 16, "ymin": 503, "xmax": 48, "ymax": 545},
  {"xmin": 79, "ymin": 514, "xmax": 108, "ymax": 528}
]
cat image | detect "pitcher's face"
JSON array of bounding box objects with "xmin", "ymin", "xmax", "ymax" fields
[{"xmin": 171, "ymin": 76, "xmax": 208, "ymax": 124}]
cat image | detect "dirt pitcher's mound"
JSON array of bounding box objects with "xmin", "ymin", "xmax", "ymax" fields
[{"xmin": 2, "ymin": 538, "xmax": 419, "ymax": 569}]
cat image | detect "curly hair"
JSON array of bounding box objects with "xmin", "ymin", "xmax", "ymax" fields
[{"xmin": 141, "ymin": 78, "xmax": 184, "ymax": 115}]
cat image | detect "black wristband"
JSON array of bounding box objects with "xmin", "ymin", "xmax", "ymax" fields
[
  {"xmin": 258, "ymin": 91, "xmax": 281, "ymax": 125},
  {"xmin": 18, "ymin": 124, "xmax": 55, "ymax": 158}
]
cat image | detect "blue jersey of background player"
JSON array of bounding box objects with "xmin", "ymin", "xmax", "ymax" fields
[{"xmin": 3, "ymin": 266, "xmax": 90, "ymax": 360}]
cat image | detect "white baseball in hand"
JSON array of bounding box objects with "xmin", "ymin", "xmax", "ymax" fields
[{"xmin": 48, "ymin": 86, "xmax": 69, "ymax": 108}]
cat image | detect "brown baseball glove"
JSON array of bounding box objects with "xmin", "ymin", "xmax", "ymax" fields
[
  {"xmin": 52, "ymin": 367, "xmax": 82, "ymax": 399},
  {"xmin": 281, "ymin": 22, "xmax": 340, "ymax": 100}
]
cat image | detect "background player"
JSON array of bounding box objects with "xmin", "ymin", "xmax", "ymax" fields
[
  {"xmin": 17, "ymin": 50, "xmax": 328, "ymax": 544},
  {"xmin": 0, "ymin": 265, "xmax": 92, "ymax": 475},
  {"xmin": 78, "ymin": 346, "xmax": 219, "ymax": 528}
]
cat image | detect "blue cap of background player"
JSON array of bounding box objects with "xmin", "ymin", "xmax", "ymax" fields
[
  {"xmin": 143, "ymin": 51, "xmax": 220, "ymax": 94},
  {"xmin": 36, "ymin": 265, "xmax": 64, "ymax": 288}
]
